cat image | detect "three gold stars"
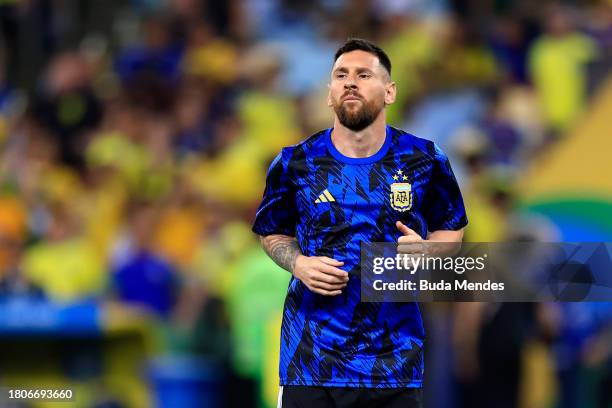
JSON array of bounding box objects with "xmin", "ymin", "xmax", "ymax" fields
[{"xmin": 394, "ymin": 169, "xmax": 408, "ymax": 181}]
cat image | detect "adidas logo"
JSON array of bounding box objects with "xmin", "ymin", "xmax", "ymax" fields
[{"xmin": 315, "ymin": 189, "xmax": 336, "ymax": 203}]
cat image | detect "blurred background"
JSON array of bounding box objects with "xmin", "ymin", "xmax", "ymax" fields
[{"xmin": 0, "ymin": 0, "xmax": 611, "ymax": 407}]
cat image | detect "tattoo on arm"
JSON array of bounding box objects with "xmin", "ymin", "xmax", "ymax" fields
[{"xmin": 260, "ymin": 235, "xmax": 301, "ymax": 273}]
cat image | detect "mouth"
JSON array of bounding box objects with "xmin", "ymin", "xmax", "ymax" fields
[{"xmin": 343, "ymin": 95, "xmax": 362, "ymax": 102}]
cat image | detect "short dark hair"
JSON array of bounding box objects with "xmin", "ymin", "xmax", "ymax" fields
[{"xmin": 334, "ymin": 38, "xmax": 392, "ymax": 76}]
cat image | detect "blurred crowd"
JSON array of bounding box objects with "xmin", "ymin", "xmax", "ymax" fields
[{"xmin": 0, "ymin": 0, "xmax": 611, "ymax": 407}]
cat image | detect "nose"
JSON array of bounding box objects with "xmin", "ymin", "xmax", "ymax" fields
[{"xmin": 344, "ymin": 76, "xmax": 358, "ymax": 90}]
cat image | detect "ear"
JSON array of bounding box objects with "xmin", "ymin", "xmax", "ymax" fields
[
  {"xmin": 384, "ymin": 81, "xmax": 397, "ymax": 105},
  {"xmin": 327, "ymin": 83, "xmax": 333, "ymax": 107}
]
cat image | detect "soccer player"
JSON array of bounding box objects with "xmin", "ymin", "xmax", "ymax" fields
[{"xmin": 252, "ymin": 38, "xmax": 467, "ymax": 408}]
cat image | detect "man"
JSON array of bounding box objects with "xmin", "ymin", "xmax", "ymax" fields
[{"xmin": 252, "ymin": 38, "xmax": 467, "ymax": 408}]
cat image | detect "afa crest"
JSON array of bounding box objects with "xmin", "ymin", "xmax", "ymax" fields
[{"xmin": 390, "ymin": 169, "xmax": 412, "ymax": 211}]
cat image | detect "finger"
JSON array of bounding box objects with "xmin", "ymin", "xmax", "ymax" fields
[
  {"xmin": 398, "ymin": 243, "xmax": 425, "ymax": 255},
  {"xmin": 398, "ymin": 241, "xmax": 424, "ymax": 250},
  {"xmin": 313, "ymin": 271, "xmax": 348, "ymax": 284},
  {"xmin": 396, "ymin": 221, "xmax": 419, "ymax": 237},
  {"xmin": 310, "ymin": 286, "xmax": 342, "ymax": 296},
  {"xmin": 318, "ymin": 263, "xmax": 349, "ymax": 279},
  {"xmin": 311, "ymin": 279, "xmax": 347, "ymax": 291},
  {"xmin": 397, "ymin": 248, "xmax": 420, "ymax": 256},
  {"xmin": 397, "ymin": 250, "xmax": 419, "ymax": 257},
  {"xmin": 398, "ymin": 235, "xmax": 422, "ymax": 244},
  {"xmin": 318, "ymin": 257, "xmax": 344, "ymax": 266}
]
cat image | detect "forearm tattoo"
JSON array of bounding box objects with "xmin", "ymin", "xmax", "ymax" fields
[{"xmin": 261, "ymin": 235, "xmax": 301, "ymax": 273}]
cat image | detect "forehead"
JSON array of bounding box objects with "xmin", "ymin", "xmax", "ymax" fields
[{"xmin": 332, "ymin": 50, "xmax": 382, "ymax": 72}]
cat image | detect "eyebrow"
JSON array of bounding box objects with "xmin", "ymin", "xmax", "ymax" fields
[{"xmin": 333, "ymin": 67, "xmax": 375, "ymax": 74}]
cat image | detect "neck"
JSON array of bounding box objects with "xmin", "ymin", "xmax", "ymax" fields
[{"xmin": 331, "ymin": 112, "xmax": 387, "ymax": 158}]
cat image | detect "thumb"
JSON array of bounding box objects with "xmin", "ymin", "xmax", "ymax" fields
[{"xmin": 396, "ymin": 221, "xmax": 416, "ymax": 236}]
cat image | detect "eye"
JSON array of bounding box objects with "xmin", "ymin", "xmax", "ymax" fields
[
  {"xmin": 335, "ymin": 73, "xmax": 346, "ymax": 79},
  {"xmin": 359, "ymin": 73, "xmax": 371, "ymax": 79}
]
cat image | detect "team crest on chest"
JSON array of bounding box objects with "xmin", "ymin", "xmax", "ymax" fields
[{"xmin": 390, "ymin": 169, "xmax": 412, "ymax": 211}]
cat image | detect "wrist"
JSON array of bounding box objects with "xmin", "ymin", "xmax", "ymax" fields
[{"xmin": 291, "ymin": 254, "xmax": 306, "ymax": 275}]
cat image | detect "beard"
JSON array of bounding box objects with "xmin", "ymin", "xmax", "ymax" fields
[{"xmin": 332, "ymin": 94, "xmax": 384, "ymax": 131}]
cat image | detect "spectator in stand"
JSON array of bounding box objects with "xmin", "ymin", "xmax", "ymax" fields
[{"xmin": 528, "ymin": 5, "xmax": 598, "ymax": 135}]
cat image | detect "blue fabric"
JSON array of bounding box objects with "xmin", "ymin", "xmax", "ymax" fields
[
  {"xmin": 113, "ymin": 251, "xmax": 178, "ymax": 317},
  {"xmin": 252, "ymin": 126, "xmax": 467, "ymax": 388},
  {"xmin": 114, "ymin": 46, "xmax": 183, "ymax": 85}
]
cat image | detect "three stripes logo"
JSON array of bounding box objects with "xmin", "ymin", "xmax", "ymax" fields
[{"xmin": 315, "ymin": 189, "xmax": 336, "ymax": 204}]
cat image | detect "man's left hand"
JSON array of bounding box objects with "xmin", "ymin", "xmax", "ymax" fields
[{"xmin": 396, "ymin": 221, "xmax": 426, "ymax": 255}]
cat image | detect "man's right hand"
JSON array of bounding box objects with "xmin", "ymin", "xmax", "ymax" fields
[{"xmin": 293, "ymin": 256, "xmax": 349, "ymax": 296}]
